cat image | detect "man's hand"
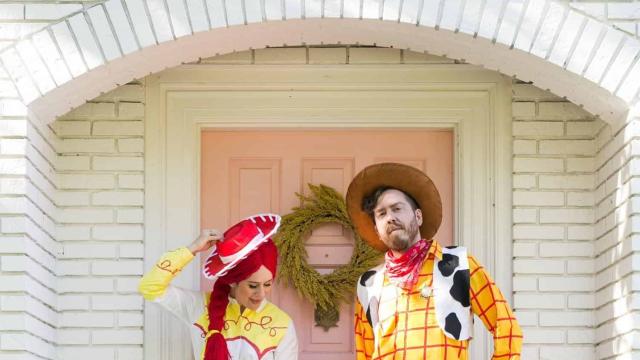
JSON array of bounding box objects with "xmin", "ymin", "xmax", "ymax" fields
[{"xmin": 188, "ymin": 229, "xmax": 222, "ymax": 255}]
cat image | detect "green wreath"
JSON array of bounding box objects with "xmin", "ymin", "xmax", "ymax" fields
[{"xmin": 274, "ymin": 184, "xmax": 382, "ymax": 330}]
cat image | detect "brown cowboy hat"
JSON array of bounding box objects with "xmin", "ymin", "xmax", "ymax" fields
[{"xmin": 346, "ymin": 163, "xmax": 442, "ymax": 251}]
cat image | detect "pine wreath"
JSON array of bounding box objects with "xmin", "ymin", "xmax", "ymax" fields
[{"xmin": 274, "ymin": 184, "xmax": 382, "ymax": 330}]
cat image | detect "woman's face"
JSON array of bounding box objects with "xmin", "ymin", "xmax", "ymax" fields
[{"xmin": 232, "ymin": 265, "xmax": 273, "ymax": 311}]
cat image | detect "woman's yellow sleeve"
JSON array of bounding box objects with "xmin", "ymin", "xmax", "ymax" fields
[{"xmin": 138, "ymin": 247, "xmax": 195, "ymax": 301}]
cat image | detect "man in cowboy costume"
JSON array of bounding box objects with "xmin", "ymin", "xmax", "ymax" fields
[{"xmin": 347, "ymin": 163, "xmax": 522, "ymax": 360}]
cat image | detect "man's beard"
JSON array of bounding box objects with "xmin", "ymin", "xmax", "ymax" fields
[{"xmin": 387, "ymin": 218, "xmax": 421, "ymax": 252}]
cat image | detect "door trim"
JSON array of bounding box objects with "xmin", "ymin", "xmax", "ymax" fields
[{"xmin": 144, "ymin": 64, "xmax": 512, "ymax": 359}]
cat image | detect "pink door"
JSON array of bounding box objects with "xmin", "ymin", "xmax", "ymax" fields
[{"xmin": 200, "ymin": 130, "xmax": 453, "ymax": 359}]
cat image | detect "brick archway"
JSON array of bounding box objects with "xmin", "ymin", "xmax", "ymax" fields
[{"xmin": 0, "ymin": 1, "xmax": 635, "ymax": 126}]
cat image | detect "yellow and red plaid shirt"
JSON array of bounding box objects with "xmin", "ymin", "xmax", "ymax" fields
[{"xmin": 355, "ymin": 240, "xmax": 522, "ymax": 360}]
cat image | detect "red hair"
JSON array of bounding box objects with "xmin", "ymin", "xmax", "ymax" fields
[{"xmin": 203, "ymin": 239, "xmax": 278, "ymax": 360}]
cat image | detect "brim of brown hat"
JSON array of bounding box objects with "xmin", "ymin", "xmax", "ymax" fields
[{"xmin": 346, "ymin": 163, "xmax": 442, "ymax": 252}]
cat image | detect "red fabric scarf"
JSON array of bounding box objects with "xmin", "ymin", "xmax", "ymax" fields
[
  {"xmin": 384, "ymin": 239, "xmax": 431, "ymax": 290},
  {"xmin": 204, "ymin": 239, "xmax": 278, "ymax": 360}
]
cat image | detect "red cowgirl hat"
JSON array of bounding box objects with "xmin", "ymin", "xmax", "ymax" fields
[{"xmin": 202, "ymin": 214, "xmax": 281, "ymax": 280}]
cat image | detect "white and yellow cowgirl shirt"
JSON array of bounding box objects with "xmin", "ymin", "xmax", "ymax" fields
[{"xmin": 139, "ymin": 248, "xmax": 298, "ymax": 360}]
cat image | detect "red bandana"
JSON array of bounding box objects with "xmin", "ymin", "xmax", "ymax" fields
[{"xmin": 384, "ymin": 239, "xmax": 431, "ymax": 290}]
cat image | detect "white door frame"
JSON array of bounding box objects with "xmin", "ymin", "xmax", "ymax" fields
[{"xmin": 144, "ymin": 64, "xmax": 513, "ymax": 359}]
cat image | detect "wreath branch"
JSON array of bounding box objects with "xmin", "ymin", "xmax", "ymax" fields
[{"xmin": 274, "ymin": 184, "xmax": 382, "ymax": 329}]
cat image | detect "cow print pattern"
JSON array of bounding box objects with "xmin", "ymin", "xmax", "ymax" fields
[
  {"xmin": 437, "ymin": 253, "xmax": 459, "ymax": 277},
  {"xmin": 444, "ymin": 312, "xmax": 462, "ymax": 340},
  {"xmin": 450, "ymin": 269, "xmax": 470, "ymax": 307},
  {"xmin": 433, "ymin": 246, "xmax": 472, "ymax": 341}
]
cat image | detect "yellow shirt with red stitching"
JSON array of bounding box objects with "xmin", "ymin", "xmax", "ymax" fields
[
  {"xmin": 354, "ymin": 241, "xmax": 522, "ymax": 360},
  {"xmin": 138, "ymin": 247, "xmax": 298, "ymax": 360}
]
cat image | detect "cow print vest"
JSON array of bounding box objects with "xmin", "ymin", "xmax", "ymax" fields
[{"xmin": 356, "ymin": 246, "xmax": 473, "ymax": 341}]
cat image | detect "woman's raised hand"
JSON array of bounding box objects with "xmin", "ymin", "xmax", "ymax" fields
[{"xmin": 188, "ymin": 229, "xmax": 222, "ymax": 255}]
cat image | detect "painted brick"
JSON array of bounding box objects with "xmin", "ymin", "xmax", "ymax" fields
[
  {"xmin": 568, "ymin": 260, "xmax": 595, "ymax": 275},
  {"xmin": 513, "ymin": 225, "xmax": 564, "ymax": 240},
  {"xmin": 513, "ymin": 242, "xmax": 537, "ymax": 257},
  {"xmin": 540, "ymin": 209, "xmax": 594, "ymax": 224},
  {"xmin": 514, "ymin": 259, "xmax": 565, "ymax": 274},
  {"xmin": 93, "ymin": 121, "xmax": 144, "ymax": 136},
  {"xmin": 539, "ymin": 311, "xmax": 594, "ymax": 327},
  {"xmin": 51, "ymin": 121, "xmax": 91, "ymax": 136},
  {"xmin": 513, "ymin": 191, "xmax": 564, "ymax": 206},
  {"xmin": 538, "ymin": 102, "xmax": 592, "ymax": 120},
  {"xmin": 56, "ymin": 225, "xmax": 91, "ymax": 241},
  {"xmin": 539, "ymin": 175, "xmax": 594, "ymax": 190},
  {"xmin": 539, "ymin": 346, "xmax": 595, "ymax": 359},
  {"xmin": 567, "ymin": 192, "xmax": 594, "ymax": 207},
  {"xmin": 92, "ymin": 156, "xmax": 143, "ymax": 171},
  {"xmin": 568, "ymin": 294, "xmax": 595, "ymax": 309},
  {"xmin": 56, "ymin": 295, "xmax": 89, "ymax": 311},
  {"xmin": 117, "ymin": 209, "xmax": 143, "ymax": 224},
  {"xmin": 57, "ymin": 329, "xmax": 90, "ymax": 345},
  {"xmin": 56, "ymin": 156, "xmax": 90, "ymax": 171},
  {"xmin": 116, "ymin": 278, "xmax": 140, "ymax": 293},
  {"xmin": 567, "ymin": 121, "xmax": 599, "ymax": 137},
  {"xmin": 57, "ymin": 208, "xmax": 113, "ymax": 224},
  {"xmin": 512, "ymin": 102, "xmax": 536, "ymax": 119},
  {"xmin": 539, "ymin": 277, "xmax": 594, "ymax": 292},
  {"xmin": 567, "ymin": 158, "xmax": 594, "ymax": 173},
  {"xmin": 513, "ymin": 276, "xmax": 537, "ymax": 291},
  {"xmin": 92, "ymin": 225, "xmax": 143, "ymax": 241},
  {"xmin": 92, "ymin": 295, "xmax": 143, "ymax": 310},
  {"xmin": 57, "ymin": 261, "xmax": 90, "ymax": 276},
  {"xmin": 117, "ymin": 138, "xmax": 144, "ymax": 153},
  {"xmin": 91, "ymin": 329, "xmax": 143, "ymax": 344},
  {"xmin": 54, "ymin": 191, "xmax": 90, "ymax": 206},
  {"xmin": 568, "ymin": 329, "xmax": 595, "ymax": 344},
  {"xmin": 513, "ymin": 121, "xmax": 564, "ymax": 136},
  {"xmin": 60, "ymin": 103, "xmax": 116, "ymax": 120},
  {"xmin": 568, "ymin": 226, "xmax": 593, "ymax": 240},
  {"xmin": 522, "ymin": 328, "xmax": 566, "ymax": 344},
  {"xmin": 94, "ymin": 84, "xmax": 144, "ymax": 102},
  {"xmin": 59, "ymin": 312, "xmax": 114, "ymax": 327},
  {"xmin": 118, "ymin": 174, "xmax": 144, "ymax": 189},
  {"xmin": 0, "ymin": 120, "xmax": 27, "ymax": 136},
  {"xmin": 60, "ymin": 244, "xmax": 117, "ymax": 259},
  {"xmin": 118, "ymin": 312, "xmax": 143, "ymax": 327},
  {"xmin": 539, "ymin": 140, "xmax": 594, "ymax": 155},
  {"xmin": 513, "ymin": 140, "xmax": 537, "ymax": 154},
  {"xmin": 117, "ymin": 347, "xmax": 143, "ymax": 359},
  {"xmin": 92, "ymin": 191, "xmax": 143, "ymax": 206},
  {"xmin": 512, "ymin": 84, "xmax": 563, "ymax": 101},
  {"xmin": 57, "ymin": 174, "xmax": 115, "ymax": 189},
  {"xmin": 119, "ymin": 243, "xmax": 144, "ymax": 258},
  {"xmin": 57, "ymin": 346, "xmax": 115, "ymax": 360},
  {"xmin": 513, "ymin": 175, "xmax": 537, "ymax": 189},
  {"xmin": 513, "ymin": 209, "xmax": 537, "ymax": 223},
  {"xmin": 118, "ymin": 103, "xmax": 144, "ymax": 119},
  {"xmin": 513, "ymin": 158, "xmax": 564, "ymax": 173},
  {"xmin": 92, "ymin": 260, "xmax": 143, "ymax": 275},
  {"xmin": 57, "ymin": 139, "xmax": 115, "ymax": 153},
  {"xmin": 0, "ymin": 139, "xmax": 26, "ymax": 155},
  {"xmin": 514, "ymin": 294, "xmax": 565, "ymax": 309}
]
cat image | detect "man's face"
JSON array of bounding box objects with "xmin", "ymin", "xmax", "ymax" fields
[{"xmin": 373, "ymin": 189, "xmax": 423, "ymax": 255}]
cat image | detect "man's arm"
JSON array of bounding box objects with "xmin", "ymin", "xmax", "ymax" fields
[
  {"xmin": 469, "ymin": 256, "xmax": 523, "ymax": 360},
  {"xmin": 354, "ymin": 298, "xmax": 375, "ymax": 360}
]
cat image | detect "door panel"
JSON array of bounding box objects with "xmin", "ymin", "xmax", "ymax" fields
[{"xmin": 200, "ymin": 130, "xmax": 453, "ymax": 359}]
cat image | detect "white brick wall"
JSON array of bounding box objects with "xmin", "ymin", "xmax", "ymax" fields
[
  {"xmin": 53, "ymin": 82, "xmax": 145, "ymax": 359},
  {"xmin": 512, "ymin": 83, "xmax": 601, "ymax": 360}
]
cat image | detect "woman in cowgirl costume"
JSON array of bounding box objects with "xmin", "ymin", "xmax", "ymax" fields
[{"xmin": 139, "ymin": 214, "xmax": 298, "ymax": 360}]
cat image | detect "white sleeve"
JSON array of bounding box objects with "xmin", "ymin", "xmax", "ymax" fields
[
  {"xmin": 274, "ymin": 321, "xmax": 298, "ymax": 360},
  {"xmin": 152, "ymin": 285, "xmax": 205, "ymax": 325}
]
